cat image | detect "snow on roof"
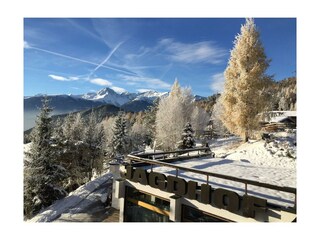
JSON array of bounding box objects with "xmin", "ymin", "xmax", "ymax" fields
[
  {"xmin": 271, "ymin": 116, "xmax": 289, "ymax": 123},
  {"xmin": 260, "ymin": 111, "xmax": 297, "ymax": 123},
  {"xmin": 28, "ymin": 173, "xmax": 112, "ymax": 222},
  {"xmin": 268, "ymin": 111, "xmax": 296, "ymax": 117},
  {"xmin": 150, "ymin": 157, "xmax": 296, "ymax": 208}
]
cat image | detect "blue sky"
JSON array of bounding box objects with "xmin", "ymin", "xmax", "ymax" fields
[{"xmin": 24, "ymin": 18, "xmax": 296, "ymax": 97}]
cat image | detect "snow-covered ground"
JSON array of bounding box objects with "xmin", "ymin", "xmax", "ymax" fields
[
  {"xmin": 28, "ymin": 173, "xmax": 112, "ymax": 222},
  {"xmin": 25, "ymin": 130, "xmax": 296, "ymax": 221},
  {"xmin": 210, "ymin": 132, "xmax": 296, "ymax": 169},
  {"xmin": 149, "ymin": 132, "xmax": 296, "ymax": 208},
  {"xmin": 151, "ymin": 156, "xmax": 295, "ymax": 207}
]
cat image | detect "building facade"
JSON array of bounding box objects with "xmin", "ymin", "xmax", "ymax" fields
[{"xmin": 110, "ymin": 149, "xmax": 296, "ymax": 222}]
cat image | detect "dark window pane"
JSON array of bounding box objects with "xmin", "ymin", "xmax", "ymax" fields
[{"xmin": 181, "ymin": 205, "xmax": 230, "ymax": 222}]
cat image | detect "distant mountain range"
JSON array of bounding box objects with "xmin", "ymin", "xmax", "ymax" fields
[
  {"xmin": 24, "ymin": 95, "xmax": 103, "ymax": 131},
  {"xmin": 25, "ymin": 88, "xmax": 168, "ymax": 107},
  {"xmin": 24, "ymin": 87, "xmax": 205, "ymax": 131},
  {"xmin": 24, "ymin": 88, "xmax": 169, "ymax": 131},
  {"xmin": 79, "ymin": 88, "xmax": 167, "ymax": 106}
]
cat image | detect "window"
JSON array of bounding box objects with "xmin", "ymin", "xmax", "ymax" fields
[
  {"xmin": 124, "ymin": 187, "xmax": 171, "ymax": 222},
  {"xmin": 181, "ymin": 205, "xmax": 232, "ymax": 222}
]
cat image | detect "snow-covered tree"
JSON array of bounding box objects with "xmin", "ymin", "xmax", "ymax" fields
[
  {"xmin": 221, "ymin": 18, "xmax": 271, "ymax": 142},
  {"xmin": 52, "ymin": 117, "xmax": 64, "ymax": 142},
  {"xmin": 24, "ymin": 96, "xmax": 67, "ymax": 218},
  {"xmin": 102, "ymin": 116, "xmax": 116, "ymax": 152},
  {"xmin": 211, "ymin": 97, "xmax": 229, "ymax": 137},
  {"xmin": 62, "ymin": 113, "xmax": 85, "ymax": 141},
  {"xmin": 155, "ymin": 79, "xmax": 194, "ymax": 150},
  {"xmin": 180, "ymin": 122, "xmax": 195, "ymax": 149},
  {"xmin": 191, "ymin": 106, "xmax": 210, "ymax": 138},
  {"xmin": 111, "ymin": 112, "xmax": 128, "ymax": 156},
  {"xmin": 53, "ymin": 113, "xmax": 87, "ymax": 191},
  {"xmin": 130, "ymin": 120, "xmax": 149, "ymax": 150},
  {"xmin": 83, "ymin": 111, "xmax": 105, "ymax": 179},
  {"xmin": 143, "ymin": 101, "xmax": 159, "ymax": 145}
]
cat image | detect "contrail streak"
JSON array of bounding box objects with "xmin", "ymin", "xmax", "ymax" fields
[
  {"xmin": 28, "ymin": 46, "xmax": 136, "ymax": 76},
  {"xmin": 91, "ymin": 41, "xmax": 124, "ymax": 75}
]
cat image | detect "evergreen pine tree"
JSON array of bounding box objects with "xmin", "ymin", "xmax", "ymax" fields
[
  {"xmin": 93, "ymin": 123, "xmax": 106, "ymax": 174},
  {"xmin": 221, "ymin": 18, "xmax": 271, "ymax": 142},
  {"xmin": 55, "ymin": 113, "xmax": 87, "ymax": 191},
  {"xmin": 52, "ymin": 117, "xmax": 64, "ymax": 142},
  {"xmin": 111, "ymin": 112, "xmax": 128, "ymax": 157},
  {"xmin": 181, "ymin": 122, "xmax": 195, "ymax": 149},
  {"xmin": 84, "ymin": 111, "xmax": 105, "ymax": 179},
  {"xmin": 143, "ymin": 100, "xmax": 159, "ymax": 145},
  {"xmin": 24, "ymin": 96, "xmax": 67, "ymax": 218}
]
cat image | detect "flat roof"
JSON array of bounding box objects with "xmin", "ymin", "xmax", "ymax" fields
[{"xmin": 146, "ymin": 156, "xmax": 296, "ymax": 208}]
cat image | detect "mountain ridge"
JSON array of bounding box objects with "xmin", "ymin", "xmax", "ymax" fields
[
  {"xmin": 24, "ymin": 87, "xmax": 206, "ymax": 131},
  {"xmin": 30, "ymin": 87, "xmax": 169, "ymax": 107}
]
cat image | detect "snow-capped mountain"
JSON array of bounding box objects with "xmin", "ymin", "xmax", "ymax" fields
[
  {"xmin": 24, "ymin": 88, "xmax": 204, "ymax": 131},
  {"xmin": 24, "ymin": 88, "xmax": 170, "ymax": 130},
  {"xmin": 133, "ymin": 90, "xmax": 168, "ymax": 103},
  {"xmin": 81, "ymin": 87, "xmax": 168, "ymax": 106},
  {"xmin": 82, "ymin": 88, "xmax": 135, "ymax": 106}
]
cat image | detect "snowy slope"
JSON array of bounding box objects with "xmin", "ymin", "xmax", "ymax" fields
[
  {"xmin": 210, "ymin": 133, "xmax": 296, "ymax": 169},
  {"xmin": 28, "ymin": 173, "xmax": 112, "ymax": 222}
]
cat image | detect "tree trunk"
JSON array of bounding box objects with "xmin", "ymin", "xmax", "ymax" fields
[{"xmin": 242, "ymin": 132, "xmax": 249, "ymax": 142}]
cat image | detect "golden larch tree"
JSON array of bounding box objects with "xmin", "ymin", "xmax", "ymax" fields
[{"xmin": 221, "ymin": 18, "xmax": 271, "ymax": 142}]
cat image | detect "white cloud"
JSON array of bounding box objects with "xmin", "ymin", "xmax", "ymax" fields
[
  {"xmin": 137, "ymin": 89, "xmax": 152, "ymax": 93},
  {"xmin": 211, "ymin": 72, "xmax": 225, "ymax": 93},
  {"xmin": 24, "ymin": 41, "xmax": 31, "ymax": 49},
  {"xmin": 158, "ymin": 38, "xmax": 227, "ymax": 64},
  {"xmin": 121, "ymin": 75, "xmax": 171, "ymax": 90},
  {"xmin": 90, "ymin": 78, "xmax": 112, "ymax": 86},
  {"xmin": 48, "ymin": 74, "xmax": 80, "ymax": 81},
  {"xmin": 124, "ymin": 46, "xmax": 151, "ymax": 60},
  {"xmin": 48, "ymin": 74, "xmax": 69, "ymax": 81},
  {"xmin": 148, "ymin": 79, "xmax": 171, "ymax": 89},
  {"xmin": 111, "ymin": 86, "xmax": 127, "ymax": 94}
]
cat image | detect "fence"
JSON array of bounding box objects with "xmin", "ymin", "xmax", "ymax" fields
[{"xmin": 126, "ymin": 149, "xmax": 296, "ymax": 210}]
